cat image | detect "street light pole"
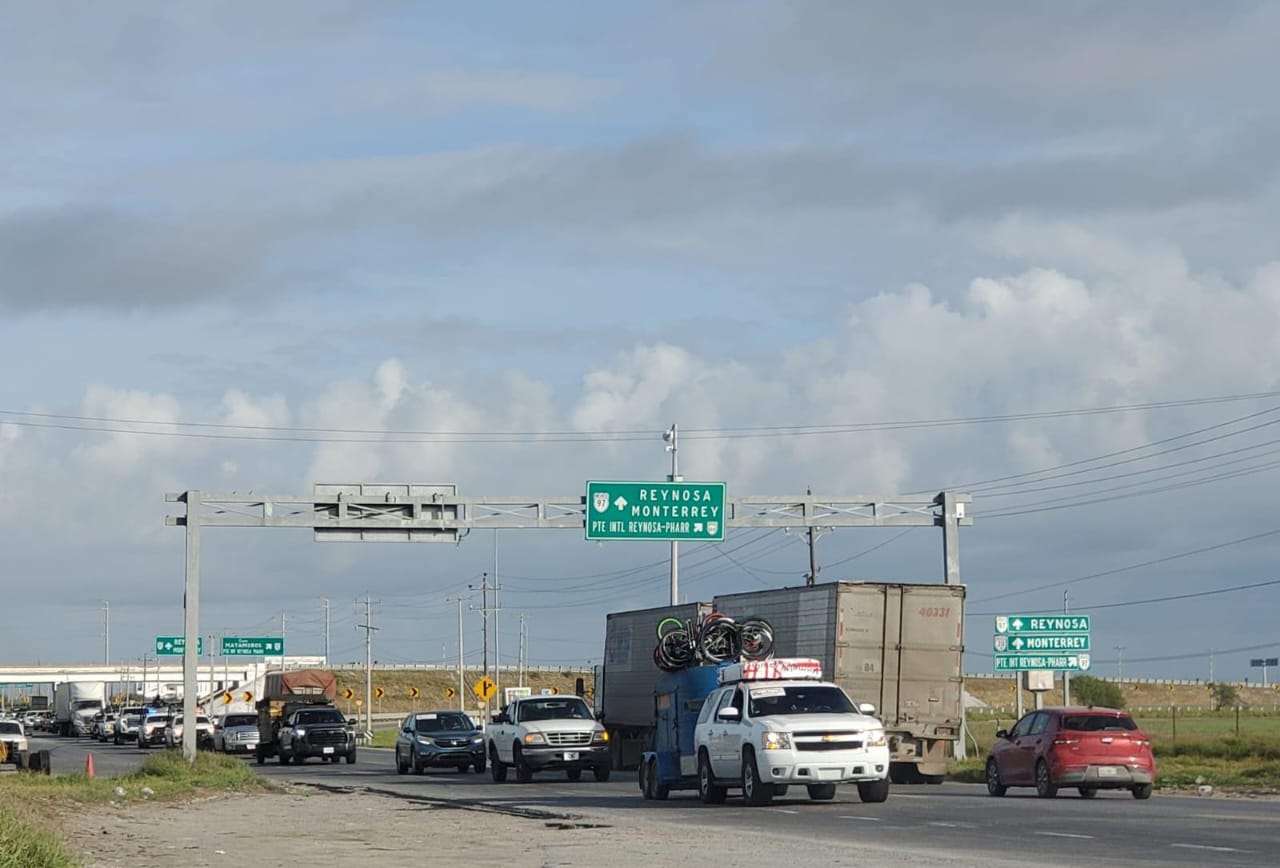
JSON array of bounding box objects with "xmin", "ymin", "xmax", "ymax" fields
[{"xmin": 664, "ymin": 423, "xmax": 680, "ymax": 606}]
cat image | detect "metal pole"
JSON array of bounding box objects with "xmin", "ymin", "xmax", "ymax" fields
[
  {"xmin": 941, "ymin": 491, "xmax": 962, "ymax": 586},
  {"xmin": 102, "ymin": 601, "xmax": 110, "ymax": 665},
  {"xmin": 494, "ymin": 533, "xmax": 500, "ymax": 710},
  {"xmin": 519, "ymin": 613, "xmax": 526, "ymax": 688},
  {"xmin": 665, "ymin": 423, "xmax": 680, "ymax": 605},
  {"xmin": 457, "ymin": 597, "xmax": 464, "ymax": 711},
  {"xmin": 362, "ymin": 596, "xmax": 374, "ymax": 739},
  {"xmin": 280, "ymin": 612, "xmax": 287, "ymax": 673},
  {"xmin": 1115, "ymin": 646, "xmax": 1125, "ymax": 684},
  {"xmin": 181, "ymin": 490, "xmax": 201, "ymax": 762},
  {"xmin": 322, "ymin": 597, "xmax": 330, "ymax": 666},
  {"xmin": 1063, "ymin": 591, "xmax": 1071, "ymax": 707}
]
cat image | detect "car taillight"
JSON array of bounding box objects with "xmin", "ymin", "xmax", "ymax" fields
[
  {"xmin": 1132, "ymin": 738, "xmax": 1150, "ymax": 747},
  {"xmin": 1052, "ymin": 737, "xmax": 1079, "ymax": 746}
]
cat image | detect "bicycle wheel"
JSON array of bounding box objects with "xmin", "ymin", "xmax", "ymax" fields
[
  {"xmin": 738, "ymin": 617, "xmax": 774, "ymax": 660},
  {"xmin": 657, "ymin": 629, "xmax": 694, "ymax": 671},
  {"xmin": 698, "ymin": 618, "xmax": 742, "ymax": 663}
]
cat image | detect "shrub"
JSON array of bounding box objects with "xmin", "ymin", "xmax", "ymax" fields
[{"xmin": 1069, "ymin": 675, "xmax": 1124, "ymax": 708}]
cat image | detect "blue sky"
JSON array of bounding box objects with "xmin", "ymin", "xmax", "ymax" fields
[{"xmin": 3, "ymin": 2, "xmax": 1280, "ymax": 685}]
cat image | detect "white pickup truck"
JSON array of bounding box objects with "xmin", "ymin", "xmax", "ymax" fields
[
  {"xmin": 693, "ymin": 658, "xmax": 891, "ymax": 806},
  {"xmin": 486, "ymin": 695, "xmax": 611, "ymax": 783}
]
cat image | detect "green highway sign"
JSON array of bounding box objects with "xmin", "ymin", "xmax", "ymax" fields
[
  {"xmin": 585, "ymin": 481, "xmax": 726, "ymax": 541},
  {"xmin": 995, "ymin": 653, "xmax": 1092, "ymax": 672},
  {"xmin": 221, "ymin": 636, "xmax": 285, "ymax": 657},
  {"xmin": 994, "ymin": 614, "xmax": 1090, "ymax": 634},
  {"xmin": 994, "ymin": 633, "xmax": 1091, "ymax": 653},
  {"xmin": 0, "ymin": 683, "xmax": 34, "ymax": 689},
  {"xmin": 155, "ymin": 636, "xmax": 202, "ymax": 655}
]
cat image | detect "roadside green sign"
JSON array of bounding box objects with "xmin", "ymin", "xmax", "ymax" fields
[
  {"xmin": 994, "ymin": 614, "xmax": 1090, "ymax": 634},
  {"xmin": 221, "ymin": 636, "xmax": 284, "ymax": 657},
  {"xmin": 994, "ymin": 653, "xmax": 1092, "ymax": 672},
  {"xmin": 155, "ymin": 636, "xmax": 202, "ymax": 655},
  {"xmin": 994, "ymin": 633, "xmax": 1091, "ymax": 653},
  {"xmin": 585, "ymin": 481, "xmax": 726, "ymax": 541}
]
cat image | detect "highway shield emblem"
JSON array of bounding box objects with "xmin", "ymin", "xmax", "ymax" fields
[
  {"xmin": 994, "ymin": 635, "xmax": 1007, "ymax": 653},
  {"xmin": 593, "ymin": 492, "xmax": 610, "ymax": 513},
  {"xmin": 1078, "ymin": 654, "xmax": 1091, "ymax": 671},
  {"xmin": 706, "ymin": 521, "xmax": 718, "ymax": 536},
  {"xmin": 995, "ymin": 616, "xmax": 1009, "ymax": 634}
]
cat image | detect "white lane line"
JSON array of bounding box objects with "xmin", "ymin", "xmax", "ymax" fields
[
  {"xmin": 1036, "ymin": 832, "xmax": 1094, "ymax": 840},
  {"xmin": 1170, "ymin": 844, "xmax": 1251, "ymax": 853},
  {"xmin": 772, "ymin": 809, "xmax": 799, "ymax": 815},
  {"xmin": 839, "ymin": 815, "xmax": 883, "ymax": 822},
  {"xmin": 928, "ymin": 822, "xmax": 977, "ymax": 829}
]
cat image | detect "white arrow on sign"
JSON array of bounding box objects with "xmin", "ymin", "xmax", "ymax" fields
[
  {"xmin": 613, "ymin": 496, "xmax": 628, "ymax": 510},
  {"xmin": 1012, "ymin": 637, "xmax": 1025, "ymax": 650},
  {"xmin": 1011, "ymin": 618, "xmax": 1024, "ymax": 631}
]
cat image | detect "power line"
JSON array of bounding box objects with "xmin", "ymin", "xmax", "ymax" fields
[
  {"xmin": 970, "ymin": 577, "xmax": 1280, "ymax": 618},
  {"xmin": 2, "ymin": 388, "xmax": 1275, "ymax": 445}
]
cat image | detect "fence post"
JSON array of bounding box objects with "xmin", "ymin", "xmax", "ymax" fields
[
  {"xmin": 1171, "ymin": 705, "xmax": 1176, "ymax": 744},
  {"xmin": 1235, "ymin": 703, "xmax": 1240, "ymax": 737}
]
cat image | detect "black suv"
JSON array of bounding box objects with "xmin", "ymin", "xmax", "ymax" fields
[{"xmin": 276, "ymin": 705, "xmax": 356, "ymax": 764}]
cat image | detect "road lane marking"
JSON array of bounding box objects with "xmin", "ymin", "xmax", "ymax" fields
[
  {"xmin": 772, "ymin": 809, "xmax": 799, "ymax": 814},
  {"xmin": 1036, "ymin": 832, "xmax": 1094, "ymax": 840},
  {"xmin": 839, "ymin": 816, "xmax": 883, "ymax": 822},
  {"xmin": 1170, "ymin": 844, "xmax": 1251, "ymax": 853},
  {"xmin": 928, "ymin": 822, "xmax": 977, "ymax": 829}
]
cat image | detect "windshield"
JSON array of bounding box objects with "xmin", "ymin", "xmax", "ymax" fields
[
  {"xmin": 1061, "ymin": 714, "xmax": 1138, "ymax": 732},
  {"xmin": 73, "ymin": 701, "xmax": 101, "ymax": 710},
  {"xmin": 517, "ymin": 698, "xmax": 593, "ymax": 722},
  {"xmin": 747, "ymin": 685, "xmax": 857, "ymax": 717},
  {"xmin": 224, "ymin": 714, "xmax": 257, "ymax": 728},
  {"xmin": 413, "ymin": 712, "xmax": 474, "ymax": 733},
  {"xmin": 0, "ymin": 721, "xmax": 21, "ymax": 735},
  {"xmin": 295, "ymin": 709, "xmax": 346, "ymax": 725}
]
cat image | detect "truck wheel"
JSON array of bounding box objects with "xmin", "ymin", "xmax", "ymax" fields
[
  {"xmin": 647, "ymin": 758, "xmax": 670, "ymax": 801},
  {"xmin": 291, "ymin": 745, "xmax": 305, "ymax": 765},
  {"xmin": 858, "ymin": 778, "xmax": 890, "ymax": 803},
  {"xmin": 489, "ymin": 744, "xmax": 507, "ymax": 782},
  {"xmin": 346, "ymin": 749, "xmax": 357, "ymax": 764},
  {"xmin": 513, "ymin": 744, "xmax": 533, "ymax": 783},
  {"xmin": 395, "ymin": 748, "xmax": 408, "ymax": 774},
  {"xmin": 921, "ymin": 773, "xmax": 945, "ymax": 785},
  {"xmin": 593, "ymin": 765, "xmax": 610, "ymax": 783},
  {"xmin": 807, "ymin": 784, "xmax": 837, "ymax": 801},
  {"xmin": 255, "ymin": 746, "xmax": 265, "ymax": 765},
  {"xmin": 697, "ymin": 750, "xmax": 727, "ymax": 804},
  {"xmin": 742, "ymin": 750, "xmax": 774, "ymax": 806},
  {"xmin": 567, "ymin": 768, "xmax": 582, "ymax": 782},
  {"xmin": 639, "ymin": 761, "xmax": 651, "ymax": 799}
]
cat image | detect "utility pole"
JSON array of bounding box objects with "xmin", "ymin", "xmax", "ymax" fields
[
  {"xmin": 803, "ymin": 487, "xmax": 822, "ymax": 587},
  {"xmin": 357, "ymin": 596, "xmax": 378, "ymax": 739},
  {"xmin": 1115, "ymin": 646, "xmax": 1125, "ymax": 684},
  {"xmin": 1209, "ymin": 648, "xmax": 1215, "ymax": 683},
  {"xmin": 321, "ymin": 597, "xmax": 330, "ymax": 665},
  {"xmin": 494, "ymin": 532, "xmax": 501, "ymax": 708},
  {"xmin": 519, "ymin": 613, "xmax": 527, "ymax": 688},
  {"xmin": 446, "ymin": 595, "xmax": 465, "ymax": 711},
  {"xmin": 142, "ymin": 653, "xmax": 149, "ymax": 703},
  {"xmin": 279, "ymin": 612, "xmax": 288, "ymax": 673},
  {"xmin": 664, "ymin": 423, "xmax": 680, "ymax": 605},
  {"xmin": 1063, "ymin": 591, "xmax": 1071, "ymax": 706},
  {"xmin": 102, "ymin": 601, "xmax": 110, "ymax": 664},
  {"xmin": 470, "ymin": 573, "xmax": 501, "ymax": 714}
]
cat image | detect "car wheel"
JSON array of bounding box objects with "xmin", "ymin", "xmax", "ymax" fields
[
  {"xmin": 255, "ymin": 746, "xmax": 265, "ymax": 765},
  {"xmin": 1132, "ymin": 783, "xmax": 1153, "ymax": 800},
  {"xmin": 567, "ymin": 768, "xmax": 582, "ymax": 782},
  {"xmin": 489, "ymin": 744, "xmax": 507, "ymax": 782},
  {"xmin": 1035, "ymin": 760, "xmax": 1058, "ymax": 798},
  {"xmin": 291, "ymin": 744, "xmax": 305, "ymax": 765},
  {"xmin": 513, "ymin": 744, "xmax": 533, "ymax": 784},
  {"xmin": 986, "ymin": 759, "xmax": 1007, "ymax": 797},
  {"xmin": 697, "ymin": 750, "xmax": 727, "ymax": 804},
  {"xmin": 593, "ymin": 765, "xmax": 610, "ymax": 783},
  {"xmin": 412, "ymin": 749, "xmax": 425, "ymax": 775},
  {"xmin": 456, "ymin": 764, "xmax": 470, "ymax": 774},
  {"xmin": 806, "ymin": 783, "xmax": 837, "ymax": 801},
  {"xmin": 1078, "ymin": 787, "xmax": 1098, "ymax": 799},
  {"xmin": 346, "ymin": 749, "xmax": 357, "ymax": 764},
  {"xmin": 395, "ymin": 748, "xmax": 408, "ymax": 775},
  {"xmin": 473, "ymin": 755, "xmax": 486, "ymax": 774},
  {"xmin": 742, "ymin": 749, "xmax": 774, "ymax": 806},
  {"xmin": 857, "ymin": 778, "xmax": 891, "ymax": 803}
]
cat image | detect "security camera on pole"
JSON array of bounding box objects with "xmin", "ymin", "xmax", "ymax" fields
[{"xmin": 664, "ymin": 423, "xmax": 680, "ymax": 606}]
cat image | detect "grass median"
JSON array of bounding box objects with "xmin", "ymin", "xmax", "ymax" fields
[{"xmin": 0, "ymin": 750, "xmax": 269, "ymax": 868}]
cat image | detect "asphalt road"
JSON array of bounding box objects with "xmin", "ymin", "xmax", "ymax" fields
[{"xmin": 31, "ymin": 734, "xmax": 1278, "ymax": 866}]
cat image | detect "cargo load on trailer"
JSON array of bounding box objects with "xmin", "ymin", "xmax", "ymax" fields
[{"xmin": 254, "ymin": 669, "xmax": 355, "ymax": 765}]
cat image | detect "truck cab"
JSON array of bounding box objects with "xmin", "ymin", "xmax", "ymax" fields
[
  {"xmin": 689, "ymin": 658, "xmax": 890, "ymax": 806},
  {"xmin": 486, "ymin": 695, "xmax": 611, "ymax": 783}
]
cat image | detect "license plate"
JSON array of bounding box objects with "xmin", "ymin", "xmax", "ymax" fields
[
  {"xmin": 1098, "ymin": 766, "xmax": 1118, "ymax": 777},
  {"xmin": 323, "ymin": 747, "xmax": 334, "ymax": 754},
  {"xmin": 563, "ymin": 751, "xmax": 579, "ymax": 761}
]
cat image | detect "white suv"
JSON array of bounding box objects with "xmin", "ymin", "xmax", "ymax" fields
[{"xmin": 693, "ymin": 658, "xmax": 891, "ymax": 805}]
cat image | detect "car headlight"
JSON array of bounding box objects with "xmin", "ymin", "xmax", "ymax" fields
[
  {"xmin": 863, "ymin": 728, "xmax": 886, "ymax": 747},
  {"xmin": 523, "ymin": 733, "xmax": 546, "ymax": 745},
  {"xmin": 293, "ymin": 728, "xmax": 306, "ymax": 737},
  {"xmin": 592, "ymin": 730, "xmax": 609, "ymax": 744},
  {"xmin": 417, "ymin": 735, "xmax": 433, "ymax": 745},
  {"xmin": 761, "ymin": 731, "xmax": 791, "ymax": 751},
  {"xmin": 472, "ymin": 735, "xmax": 484, "ymax": 744}
]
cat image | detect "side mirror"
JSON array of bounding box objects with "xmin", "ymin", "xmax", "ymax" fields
[
  {"xmin": 858, "ymin": 703, "xmax": 876, "ymax": 715},
  {"xmin": 716, "ymin": 707, "xmax": 741, "ymax": 721},
  {"xmin": 402, "ymin": 726, "xmax": 412, "ymax": 734},
  {"xmin": 347, "ymin": 718, "xmax": 358, "ymax": 726},
  {"xmin": 995, "ymin": 729, "xmax": 1009, "ymax": 739}
]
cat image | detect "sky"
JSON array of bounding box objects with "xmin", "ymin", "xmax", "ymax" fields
[{"xmin": 3, "ymin": 1, "xmax": 1279, "ymax": 686}]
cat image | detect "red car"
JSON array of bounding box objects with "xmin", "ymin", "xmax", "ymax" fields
[{"xmin": 985, "ymin": 707, "xmax": 1155, "ymax": 799}]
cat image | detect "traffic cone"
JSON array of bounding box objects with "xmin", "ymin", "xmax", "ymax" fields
[{"xmin": 85, "ymin": 752, "xmax": 95, "ymax": 778}]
